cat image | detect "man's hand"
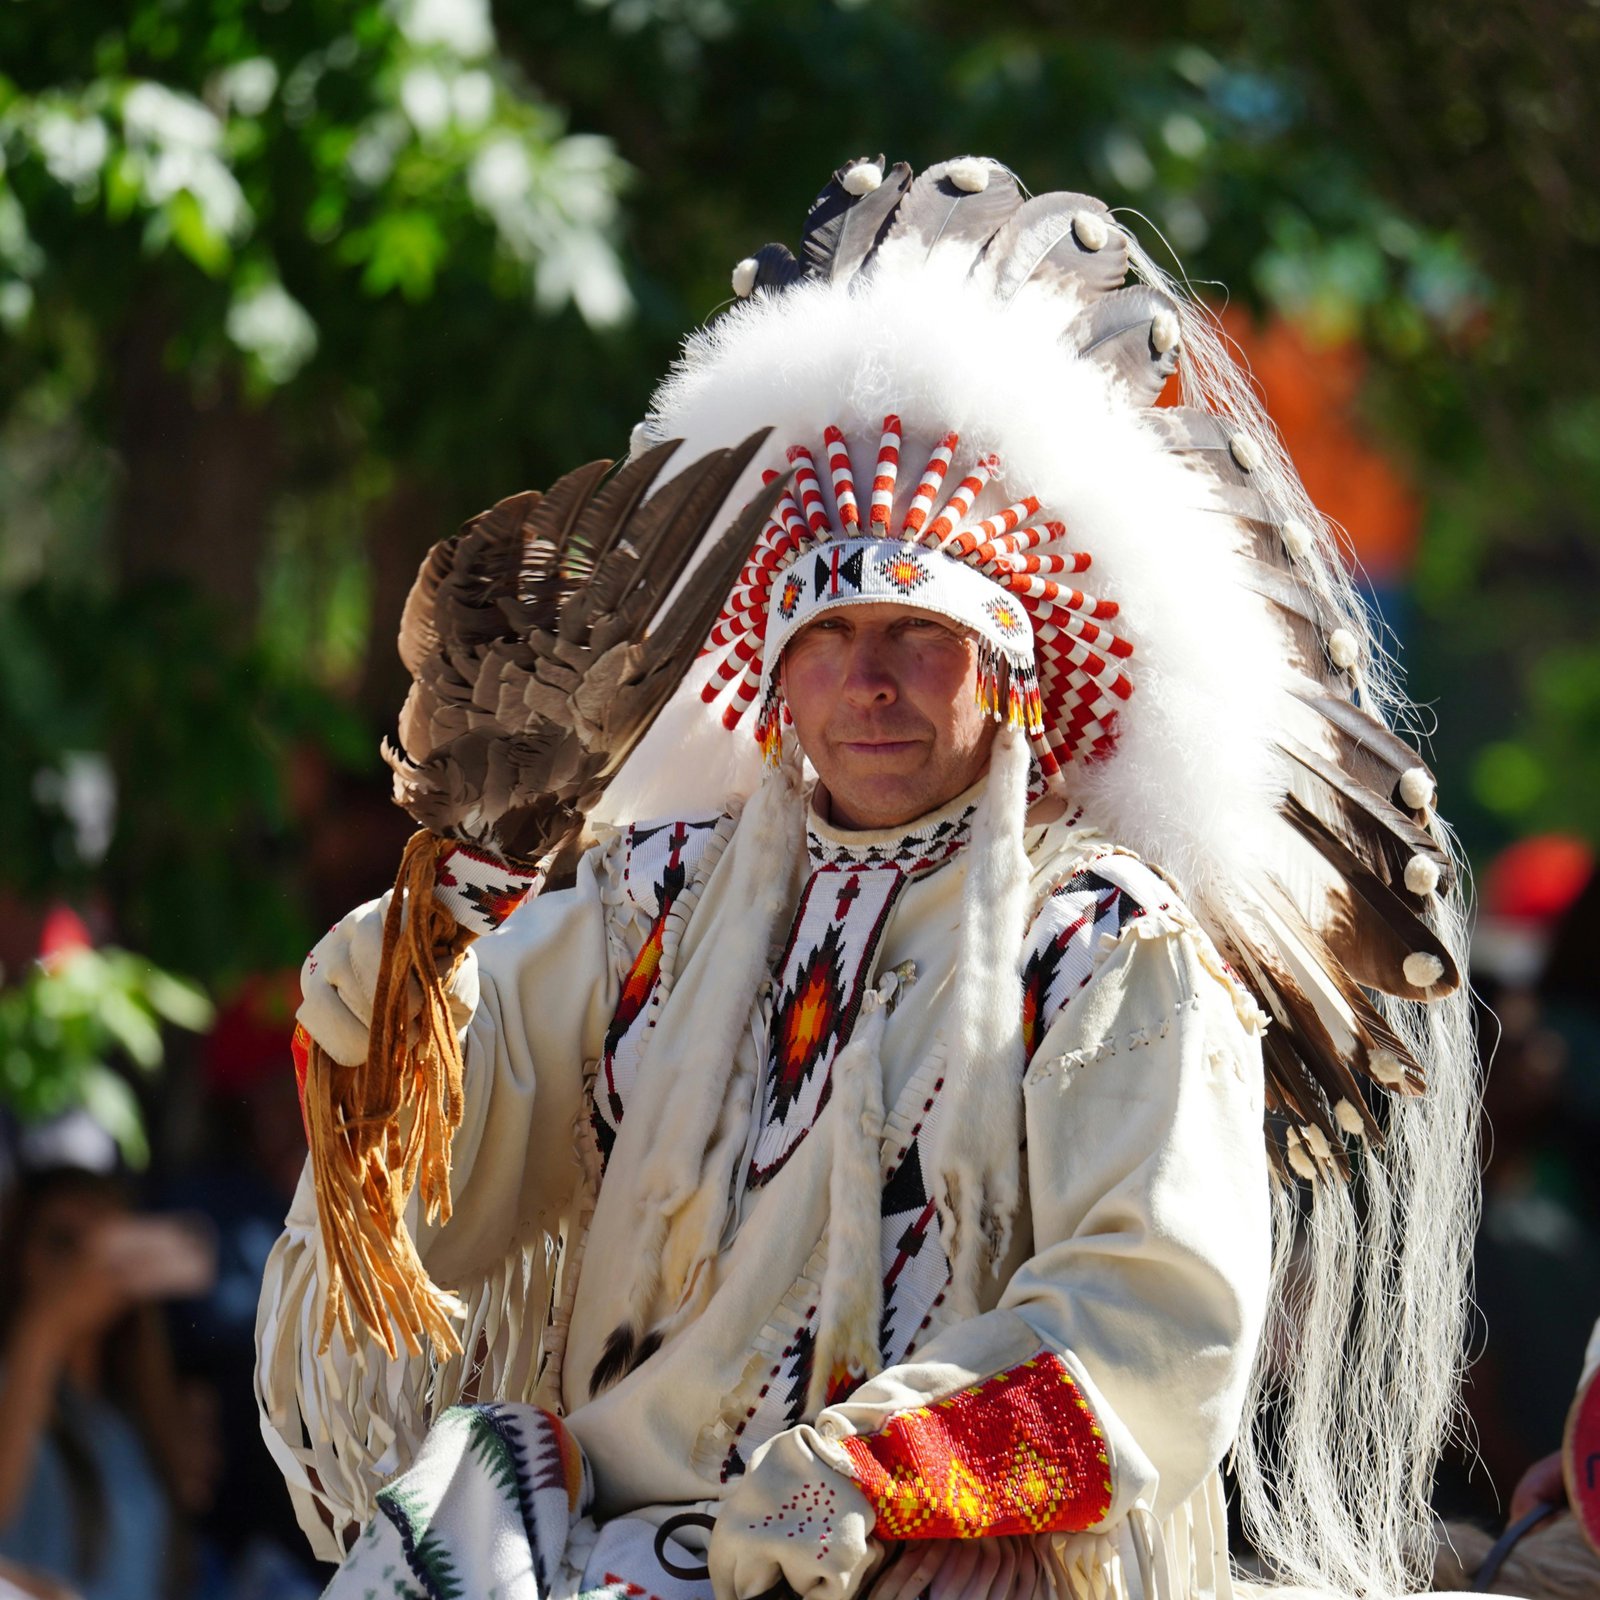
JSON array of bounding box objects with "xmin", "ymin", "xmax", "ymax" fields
[
  {"xmin": 299, "ymin": 892, "xmax": 481, "ymax": 1067},
  {"xmin": 1509, "ymin": 1449, "xmax": 1567, "ymax": 1523},
  {"xmin": 709, "ymin": 1425, "xmax": 880, "ymax": 1600}
]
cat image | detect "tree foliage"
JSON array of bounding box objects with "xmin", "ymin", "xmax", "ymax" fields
[
  {"xmin": 0, "ymin": 0, "xmax": 1596, "ymax": 1123},
  {"xmin": 0, "ymin": 942, "xmax": 212, "ymax": 1163}
]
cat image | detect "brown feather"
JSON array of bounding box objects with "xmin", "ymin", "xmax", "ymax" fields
[
  {"xmin": 1237, "ymin": 557, "xmax": 1340, "ymax": 684},
  {"xmin": 560, "ymin": 443, "xmax": 688, "ymax": 592},
  {"xmin": 1236, "ymin": 562, "xmax": 1384, "ymax": 715},
  {"xmin": 979, "ymin": 193, "xmax": 1128, "ymax": 307},
  {"xmin": 1227, "ymin": 929, "xmax": 1378, "ymax": 1144},
  {"xmin": 1146, "ymin": 406, "xmax": 1253, "ymax": 488},
  {"xmin": 517, "ymin": 458, "xmax": 613, "ymax": 604},
  {"xmin": 426, "ymin": 506, "xmax": 529, "ymax": 655},
  {"xmin": 601, "ymin": 432, "xmax": 773, "ymax": 646},
  {"xmin": 801, "ymin": 157, "xmax": 912, "ymax": 282},
  {"xmin": 386, "ymin": 430, "xmax": 778, "ymax": 861},
  {"xmin": 1188, "ymin": 492, "xmax": 1305, "ymax": 579},
  {"xmin": 1277, "ymin": 738, "xmax": 1453, "ymax": 895},
  {"xmin": 1258, "ymin": 1027, "xmax": 1357, "ymax": 1172},
  {"xmin": 1074, "ymin": 285, "xmax": 1182, "ymax": 406},
  {"xmin": 626, "ymin": 473, "xmax": 787, "ymax": 692},
  {"xmin": 397, "ymin": 538, "xmax": 464, "ymax": 678},
  {"xmin": 556, "ymin": 441, "xmax": 686, "ymax": 640},
  {"xmin": 1243, "ymin": 891, "xmax": 1426, "ymax": 1089},
  {"xmin": 1293, "ymin": 688, "xmax": 1438, "ymax": 813},
  {"xmin": 1280, "ymin": 795, "xmax": 1459, "ymax": 998}
]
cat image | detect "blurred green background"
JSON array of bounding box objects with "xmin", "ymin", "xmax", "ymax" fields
[{"xmin": 0, "ymin": 0, "xmax": 1596, "ymax": 1134}]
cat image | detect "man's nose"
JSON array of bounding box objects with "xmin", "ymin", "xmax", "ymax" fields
[{"xmin": 841, "ymin": 636, "xmax": 898, "ymax": 704}]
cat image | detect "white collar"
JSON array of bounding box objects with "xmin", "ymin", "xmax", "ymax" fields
[{"xmin": 804, "ymin": 774, "xmax": 988, "ymax": 873}]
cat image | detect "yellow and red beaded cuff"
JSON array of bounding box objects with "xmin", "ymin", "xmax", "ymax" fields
[
  {"xmin": 837, "ymin": 1351, "xmax": 1112, "ymax": 1540},
  {"xmin": 432, "ymin": 840, "xmax": 545, "ymax": 936}
]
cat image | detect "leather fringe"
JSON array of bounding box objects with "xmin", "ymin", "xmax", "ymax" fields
[{"xmin": 306, "ymin": 829, "xmax": 473, "ymax": 1359}]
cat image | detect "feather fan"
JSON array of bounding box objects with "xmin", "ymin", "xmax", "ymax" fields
[
  {"xmin": 306, "ymin": 431, "xmax": 783, "ymax": 1359},
  {"xmin": 387, "ymin": 431, "xmax": 780, "ymax": 861}
]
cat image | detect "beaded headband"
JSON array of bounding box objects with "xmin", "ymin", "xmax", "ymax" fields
[{"xmin": 699, "ymin": 414, "xmax": 1135, "ymax": 785}]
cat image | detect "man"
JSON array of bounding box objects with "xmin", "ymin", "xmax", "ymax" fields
[{"xmin": 257, "ymin": 157, "xmax": 1476, "ymax": 1600}]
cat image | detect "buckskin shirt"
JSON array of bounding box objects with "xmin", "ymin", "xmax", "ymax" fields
[{"xmin": 257, "ymin": 773, "xmax": 1270, "ymax": 1600}]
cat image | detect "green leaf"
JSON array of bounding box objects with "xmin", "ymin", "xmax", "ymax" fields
[
  {"xmin": 1471, "ymin": 741, "xmax": 1545, "ymax": 818},
  {"xmin": 103, "ymin": 150, "xmax": 142, "ymax": 222},
  {"xmin": 78, "ymin": 1062, "xmax": 148, "ymax": 1167},
  {"xmin": 167, "ymin": 188, "xmax": 232, "ymax": 276},
  {"xmin": 136, "ymin": 964, "xmax": 215, "ymax": 1030},
  {"xmin": 354, "ymin": 210, "xmax": 447, "ymax": 301},
  {"xmin": 96, "ymin": 986, "xmax": 164, "ymax": 1068}
]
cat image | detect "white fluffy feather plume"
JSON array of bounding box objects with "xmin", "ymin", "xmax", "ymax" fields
[{"xmin": 611, "ymin": 266, "xmax": 1286, "ymax": 911}]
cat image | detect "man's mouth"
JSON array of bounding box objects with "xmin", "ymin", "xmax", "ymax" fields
[{"xmin": 838, "ymin": 737, "xmax": 923, "ymax": 754}]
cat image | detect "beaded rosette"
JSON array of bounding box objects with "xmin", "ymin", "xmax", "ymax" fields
[{"xmin": 699, "ymin": 415, "xmax": 1134, "ymax": 785}]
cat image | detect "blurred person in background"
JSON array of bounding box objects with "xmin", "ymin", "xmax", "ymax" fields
[
  {"xmin": 160, "ymin": 972, "xmax": 322, "ymax": 1600},
  {"xmin": 0, "ymin": 1166, "xmax": 217, "ymax": 1600},
  {"xmin": 1444, "ymin": 837, "xmax": 1600, "ymax": 1517},
  {"xmin": 1427, "ymin": 843, "xmax": 1600, "ymax": 1594}
]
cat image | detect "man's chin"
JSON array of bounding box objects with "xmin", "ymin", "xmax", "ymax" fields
[
  {"xmin": 822, "ymin": 768, "xmax": 939, "ymax": 831},
  {"xmin": 829, "ymin": 758, "xmax": 928, "ymax": 811}
]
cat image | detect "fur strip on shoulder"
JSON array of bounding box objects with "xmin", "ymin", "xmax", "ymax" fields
[{"xmin": 929, "ymin": 724, "xmax": 1033, "ymax": 1318}]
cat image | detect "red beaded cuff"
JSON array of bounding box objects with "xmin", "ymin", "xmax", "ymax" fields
[
  {"xmin": 432, "ymin": 840, "xmax": 546, "ymax": 936},
  {"xmin": 838, "ymin": 1351, "xmax": 1112, "ymax": 1539}
]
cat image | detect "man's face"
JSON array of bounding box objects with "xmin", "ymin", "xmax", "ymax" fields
[{"xmin": 781, "ymin": 601, "xmax": 999, "ymax": 830}]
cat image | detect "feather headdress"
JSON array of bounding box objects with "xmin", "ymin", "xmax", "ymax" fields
[{"xmin": 601, "ymin": 153, "xmax": 1477, "ymax": 1596}]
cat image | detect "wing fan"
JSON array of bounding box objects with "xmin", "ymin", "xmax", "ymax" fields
[{"xmin": 305, "ymin": 434, "xmax": 783, "ymax": 1358}]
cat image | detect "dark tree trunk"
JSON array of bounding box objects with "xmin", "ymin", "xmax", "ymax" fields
[{"xmin": 112, "ymin": 313, "xmax": 280, "ymax": 622}]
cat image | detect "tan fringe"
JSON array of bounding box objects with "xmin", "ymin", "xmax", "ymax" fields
[{"xmin": 306, "ymin": 829, "xmax": 474, "ymax": 1360}]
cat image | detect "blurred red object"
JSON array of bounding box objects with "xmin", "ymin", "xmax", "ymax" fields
[
  {"xmin": 37, "ymin": 904, "xmax": 92, "ymax": 970},
  {"xmin": 1475, "ymin": 834, "xmax": 1595, "ymax": 986},
  {"xmin": 202, "ymin": 970, "xmax": 303, "ymax": 1096},
  {"xmin": 1484, "ymin": 834, "xmax": 1595, "ymax": 926}
]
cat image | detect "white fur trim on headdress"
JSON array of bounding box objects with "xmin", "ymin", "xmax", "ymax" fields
[
  {"xmin": 1402, "ymin": 951, "xmax": 1445, "ymax": 989},
  {"xmin": 1071, "ymin": 209, "xmax": 1109, "ymax": 252},
  {"xmin": 1404, "ymin": 854, "xmax": 1441, "ymax": 896},
  {"xmin": 1398, "ymin": 766, "xmax": 1435, "ymax": 811},
  {"xmin": 1327, "ymin": 627, "xmax": 1360, "ymax": 670},
  {"xmin": 945, "ymin": 157, "xmax": 990, "ymax": 193},
  {"xmin": 618, "ymin": 267, "xmax": 1291, "ymax": 909},
  {"xmin": 842, "ymin": 160, "xmax": 884, "ymax": 196}
]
